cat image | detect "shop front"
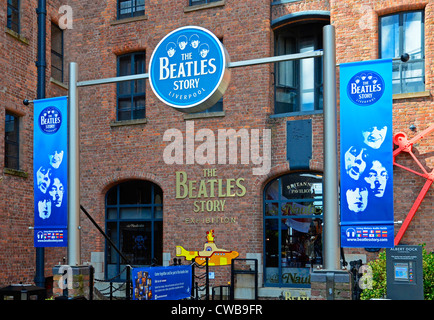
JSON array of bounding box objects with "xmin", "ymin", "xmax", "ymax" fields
[{"xmin": 261, "ymin": 172, "xmax": 323, "ymax": 298}]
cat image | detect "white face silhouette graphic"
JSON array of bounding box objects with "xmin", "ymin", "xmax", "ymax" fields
[
  {"xmin": 344, "ymin": 146, "xmax": 367, "ymax": 180},
  {"xmin": 362, "ymin": 126, "xmax": 387, "ymax": 149},
  {"xmin": 37, "ymin": 166, "xmax": 51, "ymax": 194},
  {"xmin": 166, "ymin": 42, "xmax": 176, "ymax": 57},
  {"xmin": 49, "ymin": 150, "xmax": 64, "ymax": 169},
  {"xmin": 49, "ymin": 178, "xmax": 64, "ymax": 207},
  {"xmin": 346, "ymin": 187, "xmax": 368, "ymax": 213},
  {"xmin": 178, "ymin": 36, "xmax": 188, "ymax": 50},
  {"xmin": 364, "ymin": 160, "xmax": 388, "ymax": 197},
  {"xmin": 38, "ymin": 198, "xmax": 52, "ymax": 219}
]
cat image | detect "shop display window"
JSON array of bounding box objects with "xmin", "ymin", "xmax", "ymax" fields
[
  {"xmin": 264, "ymin": 172, "xmax": 323, "ymax": 287},
  {"xmin": 105, "ymin": 180, "xmax": 163, "ymax": 280}
]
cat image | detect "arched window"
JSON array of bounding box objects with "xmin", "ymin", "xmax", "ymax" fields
[
  {"xmin": 105, "ymin": 180, "xmax": 163, "ymax": 280},
  {"xmin": 264, "ymin": 172, "xmax": 323, "ymax": 287}
]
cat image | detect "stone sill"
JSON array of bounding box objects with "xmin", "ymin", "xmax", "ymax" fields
[
  {"xmin": 110, "ymin": 15, "xmax": 149, "ymax": 26},
  {"xmin": 50, "ymin": 77, "xmax": 68, "ymax": 90},
  {"xmin": 4, "ymin": 168, "xmax": 28, "ymax": 178},
  {"xmin": 110, "ymin": 118, "xmax": 148, "ymax": 127},
  {"xmin": 183, "ymin": 111, "xmax": 225, "ymax": 120},
  {"xmin": 393, "ymin": 90, "xmax": 430, "ymax": 100},
  {"xmin": 5, "ymin": 28, "xmax": 29, "ymax": 45}
]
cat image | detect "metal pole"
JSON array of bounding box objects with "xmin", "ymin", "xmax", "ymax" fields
[
  {"xmin": 34, "ymin": 0, "xmax": 47, "ymax": 288},
  {"xmin": 68, "ymin": 62, "xmax": 81, "ymax": 266},
  {"xmin": 75, "ymin": 50, "xmax": 324, "ymax": 88},
  {"xmin": 322, "ymin": 25, "xmax": 340, "ymax": 271}
]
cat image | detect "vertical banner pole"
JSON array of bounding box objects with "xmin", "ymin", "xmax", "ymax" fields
[
  {"xmin": 68, "ymin": 62, "xmax": 81, "ymax": 265},
  {"xmin": 322, "ymin": 25, "xmax": 341, "ymax": 271}
]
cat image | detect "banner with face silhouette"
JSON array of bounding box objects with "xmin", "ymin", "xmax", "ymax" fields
[
  {"xmin": 34, "ymin": 96, "xmax": 68, "ymax": 247},
  {"xmin": 339, "ymin": 59, "xmax": 394, "ymax": 248}
]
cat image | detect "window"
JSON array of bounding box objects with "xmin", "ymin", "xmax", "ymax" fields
[
  {"xmin": 264, "ymin": 172, "xmax": 323, "ymax": 287},
  {"xmin": 380, "ymin": 11, "xmax": 425, "ymax": 94},
  {"xmin": 5, "ymin": 112, "xmax": 20, "ymax": 170},
  {"xmin": 190, "ymin": 0, "xmax": 220, "ymax": 6},
  {"xmin": 196, "ymin": 99, "xmax": 223, "ymax": 114},
  {"xmin": 117, "ymin": 52, "xmax": 146, "ymax": 121},
  {"xmin": 274, "ymin": 22, "xmax": 325, "ymax": 114},
  {"xmin": 117, "ymin": 0, "xmax": 145, "ymax": 20},
  {"xmin": 51, "ymin": 24, "xmax": 64, "ymax": 83},
  {"xmin": 106, "ymin": 180, "xmax": 163, "ymax": 280},
  {"xmin": 7, "ymin": 0, "xmax": 20, "ymax": 33}
]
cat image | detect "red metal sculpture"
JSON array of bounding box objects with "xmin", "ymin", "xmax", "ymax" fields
[{"xmin": 393, "ymin": 124, "xmax": 434, "ymax": 245}]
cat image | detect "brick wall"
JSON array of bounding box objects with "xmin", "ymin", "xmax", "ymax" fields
[{"xmin": 0, "ymin": 0, "xmax": 432, "ymax": 291}]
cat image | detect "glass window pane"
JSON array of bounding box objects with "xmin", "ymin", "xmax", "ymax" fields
[
  {"xmin": 119, "ymin": 180, "xmax": 152, "ymax": 205},
  {"xmin": 5, "ymin": 114, "xmax": 18, "ymax": 141},
  {"xmin": 107, "ymin": 222, "xmax": 119, "ymax": 264},
  {"xmin": 120, "ymin": 222, "xmax": 152, "ymax": 265},
  {"xmin": 265, "ymin": 203, "xmax": 278, "ymax": 216},
  {"xmin": 392, "ymin": 62, "xmax": 402, "ymax": 93},
  {"xmin": 264, "ymin": 172, "xmax": 323, "ymax": 287},
  {"xmin": 402, "ymin": 60, "xmax": 425, "ymax": 93},
  {"xmin": 120, "ymin": 207, "xmax": 152, "ymax": 219},
  {"xmin": 5, "ymin": 113, "xmax": 19, "ymax": 170},
  {"xmin": 5, "ymin": 156, "xmax": 19, "ymax": 170},
  {"xmin": 155, "ymin": 206, "xmax": 163, "ymax": 219},
  {"xmin": 282, "ymin": 201, "xmax": 317, "ymax": 216},
  {"xmin": 119, "ymin": 56, "xmax": 132, "ymax": 76},
  {"xmin": 51, "ymin": 24, "xmax": 63, "ymax": 53},
  {"xmin": 117, "ymin": 53, "xmax": 146, "ymax": 119},
  {"xmin": 403, "ymin": 12, "xmax": 423, "ymax": 60},
  {"xmin": 274, "ymin": 23, "xmax": 325, "ymax": 114},
  {"xmin": 265, "ymin": 219, "xmax": 279, "ymax": 269},
  {"xmin": 380, "ymin": 14, "xmax": 399, "ymax": 58},
  {"xmin": 281, "ymin": 173, "xmax": 323, "ymax": 200},
  {"xmin": 118, "ymin": 98, "xmax": 132, "ymax": 120},
  {"xmin": 153, "ymin": 221, "xmax": 163, "ymax": 265},
  {"xmin": 5, "ymin": 143, "xmax": 19, "ymax": 159},
  {"xmin": 107, "ymin": 208, "xmax": 117, "ymax": 219},
  {"xmin": 300, "ymin": 39, "xmax": 315, "ymax": 112},
  {"xmin": 106, "ymin": 187, "xmax": 118, "ymax": 206},
  {"xmin": 265, "ymin": 179, "xmax": 279, "ymax": 201}
]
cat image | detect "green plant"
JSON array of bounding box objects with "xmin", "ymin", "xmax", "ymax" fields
[
  {"xmin": 359, "ymin": 250, "xmax": 387, "ymax": 300},
  {"xmin": 360, "ymin": 244, "xmax": 434, "ymax": 300}
]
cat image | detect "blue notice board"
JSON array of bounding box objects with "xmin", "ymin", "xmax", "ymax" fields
[{"xmin": 132, "ymin": 265, "xmax": 192, "ymax": 300}]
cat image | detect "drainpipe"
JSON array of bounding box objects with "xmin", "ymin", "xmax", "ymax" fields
[{"xmin": 34, "ymin": 0, "xmax": 46, "ymax": 288}]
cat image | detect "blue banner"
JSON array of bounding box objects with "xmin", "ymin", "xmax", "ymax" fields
[
  {"xmin": 339, "ymin": 59, "xmax": 394, "ymax": 248},
  {"xmin": 132, "ymin": 265, "xmax": 192, "ymax": 300},
  {"xmin": 34, "ymin": 96, "xmax": 68, "ymax": 247}
]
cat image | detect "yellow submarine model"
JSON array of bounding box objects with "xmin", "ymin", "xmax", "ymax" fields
[{"xmin": 176, "ymin": 229, "xmax": 239, "ymax": 266}]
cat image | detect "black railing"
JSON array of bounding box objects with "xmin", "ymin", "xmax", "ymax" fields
[{"xmin": 191, "ymin": 258, "xmax": 209, "ymax": 300}]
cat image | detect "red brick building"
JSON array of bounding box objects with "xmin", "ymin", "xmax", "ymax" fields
[{"xmin": 1, "ymin": 0, "xmax": 432, "ymax": 299}]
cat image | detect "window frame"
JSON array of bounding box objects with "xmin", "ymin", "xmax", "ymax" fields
[
  {"xmin": 105, "ymin": 180, "xmax": 163, "ymax": 281},
  {"xmin": 117, "ymin": 0, "xmax": 145, "ymax": 20},
  {"xmin": 4, "ymin": 112, "xmax": 20, "ymax": 171},
  {"xmin": 273, "ymin": 22, "xmax": 326, "ymax": 115},
  {"xmin": 7, "ymin": 0, "xmax": 20, "ymax": 34},
  {"xmin": 116, "ymin": 52, "xmax": 147, "ymax": 121},
  {"xmin": 379, "ymin": 10, "xmax": 425, "ymax": 94},
  {"xmin": 51, "ymin": 23, "xmax": 64, "ymax": 83},
  {"xmin": 263, "ymin": 172, "xmax": 323, "ymax": 288}
]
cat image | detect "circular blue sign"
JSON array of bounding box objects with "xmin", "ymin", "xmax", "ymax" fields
[
  {"xmin": 39, "ymin": 106, "xmax": 62, "ymax": 134},
  {"xmin": 149, "ymin": 26, "xmax": 231, "ymax": 113},
  {"xmin": 347, "ymin": 70, "xmax": 385, "ymax": 106}
]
